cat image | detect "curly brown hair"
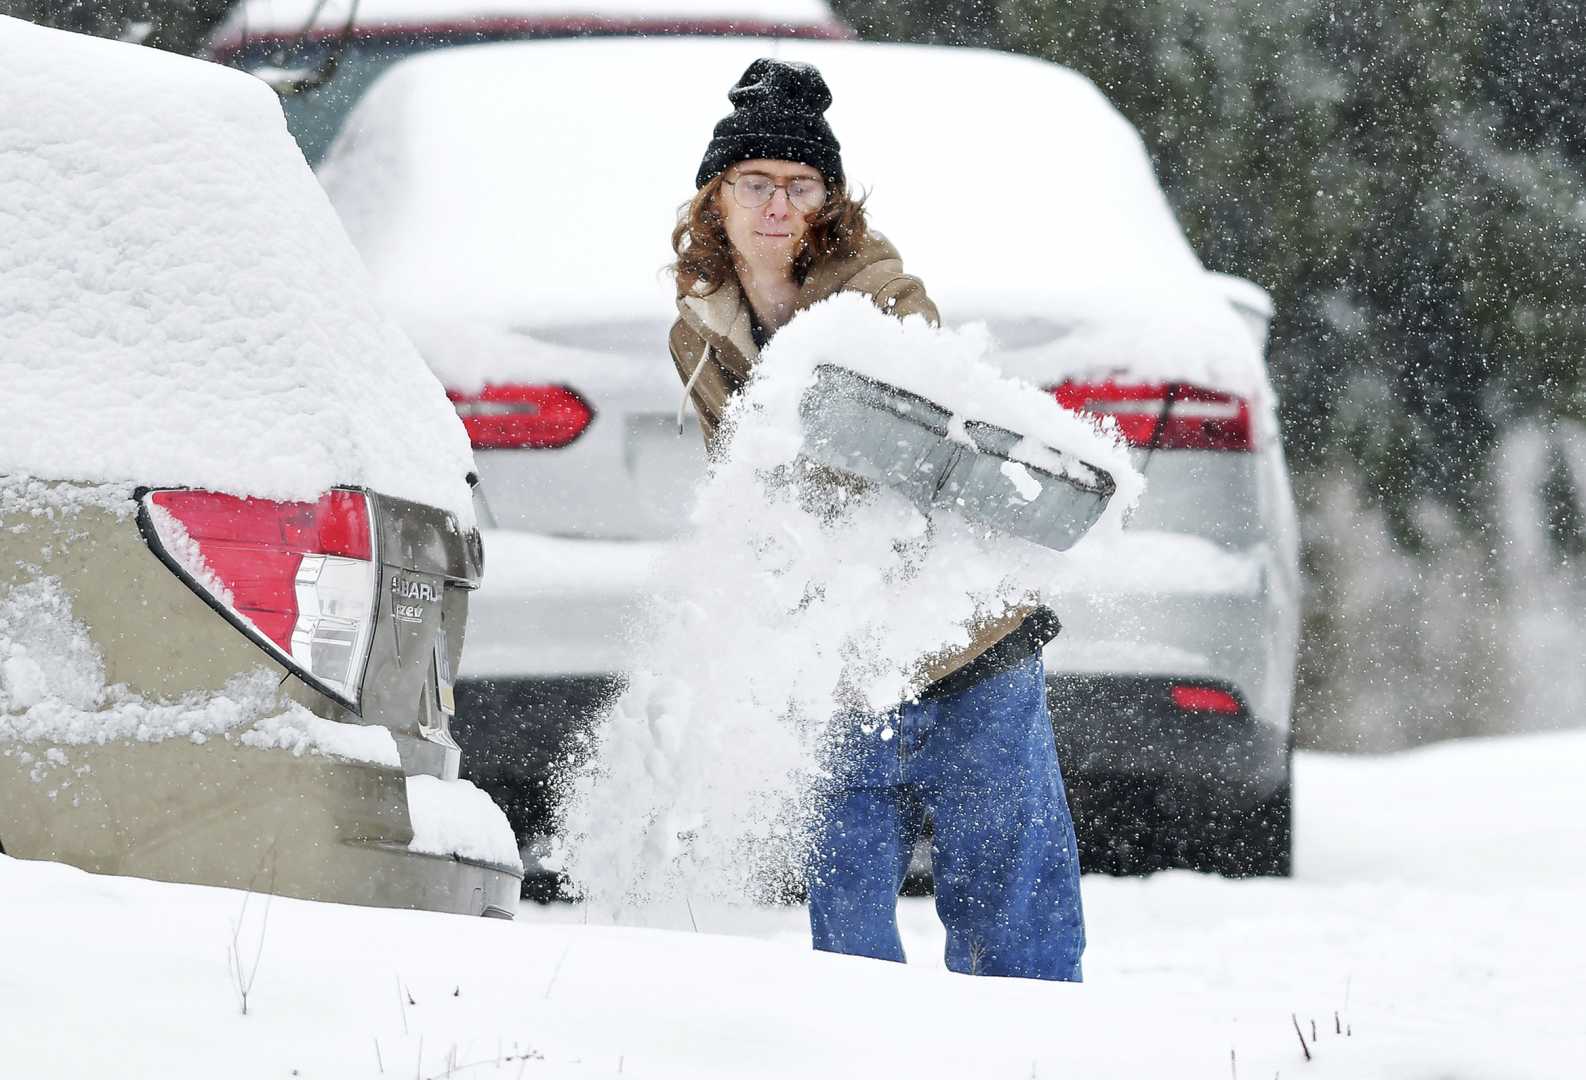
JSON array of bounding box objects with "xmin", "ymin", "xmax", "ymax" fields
[{"xmin": 670, "ymin": 172, "xmax": 869, "ymax": 299}]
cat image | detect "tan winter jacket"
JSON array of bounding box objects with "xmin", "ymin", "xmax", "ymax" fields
[{"xmin": 667, "ymin": 232, "xmax": 1035, "ymax": 691}]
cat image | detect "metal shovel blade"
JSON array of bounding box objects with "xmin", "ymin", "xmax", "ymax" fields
[
  {"xmin": 795, "ymin": 364, "xmax": 959, "ymax": 510},
  {"xmin": 798, "ymin": 364, "xmax": 1116, "ymax": 553}
]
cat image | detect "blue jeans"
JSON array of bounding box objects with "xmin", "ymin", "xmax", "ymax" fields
[{"xmin": 808, "ymin": 655, "xmax": 1085, "ymax": 980}]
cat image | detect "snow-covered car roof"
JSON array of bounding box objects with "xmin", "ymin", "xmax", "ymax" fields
[
  {"xmin": 0, "ymin": 16, "xmax": 476, "ymax": 521},
  {"xmin": 209, "ymin": 0, "xmax": 848, "ymax": 54},
  {"xmin": 319, "ymin": 37, "xmax": 1265, "ymax": 397}
]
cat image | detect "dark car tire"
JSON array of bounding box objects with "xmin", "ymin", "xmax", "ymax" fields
[
  {"xmin": 1069, "ymin": 775, "xmax": 1170, "ymax": 875},
  {"xmin": 1068, "ymin": 773, "xmax": 1293, "ymax": 878},
  {"xmin": 1205, "ymin": 779, "xmax": 1292, "ymax": 878}
]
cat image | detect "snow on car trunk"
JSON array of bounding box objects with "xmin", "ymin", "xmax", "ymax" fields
[{"xmin": 0, "ymin": 15, "xmax": 475, "ymax": 523}]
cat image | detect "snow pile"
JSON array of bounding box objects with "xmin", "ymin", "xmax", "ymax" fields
[
  {"xmin": 554, "ymin": 297, "xmax": 1141, "ymax": 906},
  {"xmin": 1297, "ymin": 731, "xmax": 1586, "ymax": 888},
  {"xmin": 238, "ymin": 703, "xmax": 401, "ymax": 766},
  {"xmin": 406, "ymin": 775, "xmax": 523, "ymax": 868},
  {"xmin": 0, "ymin": 577, "xmax": 399, "ymax": 768},
  {"xmin": 0, "ymin": 16, "xmax": 475, "ymax": 522},
  {"xmin": 0, "ymin": 581, "xmax": 102, "ymax": 717},
  {"xmin": 320, "ymin": 38, "xmax": 1258, "ymax": 396}
]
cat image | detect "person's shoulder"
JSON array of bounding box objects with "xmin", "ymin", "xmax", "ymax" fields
[
  {"xmin": 859, "ymin": 229, "xmax": 905, "ymax": 266},
  {"xmin": 873, "ymin": 273, "xmax": 938, "ymax": 324},
  {"xmin": 840, "ymin": 231, "xmax": 939, "ymax": 324},
  {"xmin": 835, "ymin": 231, "xmax": 911, "ymax": 291}
]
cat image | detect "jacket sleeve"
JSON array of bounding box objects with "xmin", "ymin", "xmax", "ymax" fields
[
  {"xmin": 845, "ymin": 263, "xmax": 940, "ymax": 328},
  {"xmin": 874, "ymin": 273, "xmax": 940, "ymax": 327}
]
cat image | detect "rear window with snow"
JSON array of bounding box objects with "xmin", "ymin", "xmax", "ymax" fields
[
  {"xmin": 0, "ymin": 16, "xmax": 476, "ymax": 522},
  {"xmin": 1127, "ymin": 453, "xmax": 1261, "ymax": 547},
  {"xmin": 214, "ymin": 0, "xmax": 840, "ymax": 41},
  {"xmin": 217, "ymin": 3, "xmax": 848, "ymax": 162}
]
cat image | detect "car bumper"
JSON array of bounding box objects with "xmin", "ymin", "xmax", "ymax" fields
[
  {"xmin": 1047, "ymin": 672, "xmax": 1290, "ymax": 806},
  {"xmin": 0, "ymin": 738, "xmax": 522, "ymax": 917},
  {"xmin": 452, "ymin": 674, "xmax": 618, "ymax": 839}
]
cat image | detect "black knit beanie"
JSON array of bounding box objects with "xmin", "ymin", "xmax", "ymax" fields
[{"xmin": 695, "ymin": 58, "xmax": 844, "ymax": 190}]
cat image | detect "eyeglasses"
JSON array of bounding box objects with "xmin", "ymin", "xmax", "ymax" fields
[{"xmin": 724, "ymin": 171, "xmax": 828, "ymax": 213}]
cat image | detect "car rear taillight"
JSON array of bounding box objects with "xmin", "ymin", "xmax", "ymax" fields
[
  {"xmin": 446, "ymin": 384, "xmax": 593, "ymax": 450},
  {"xmin": 139, "ymin": 488, "xmax": 378, "ymax": 707},
  {"xmin": 1171, "ymin": 684, "xmax": 1244, "ymax": 715},
  {"xmin": 1051, "ymin": 382, "xmax": 1253, "ymax": 451}
]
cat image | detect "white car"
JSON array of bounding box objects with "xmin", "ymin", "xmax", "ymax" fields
[
  {"xmin": 319, "ymin": 37, "xmax": 1301, "ymax": 884},
  {"xmin": 207, "ymin": 0, "xmax": 853, "ymax": 163},
  {"xmin": 0, "ymin": 16, "xmax": 520, "ymax": 914}
]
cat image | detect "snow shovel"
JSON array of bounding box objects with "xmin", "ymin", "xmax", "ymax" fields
[{"xmin": 797, "ymin": 364, "xmax": 1115, "ymax": 552}]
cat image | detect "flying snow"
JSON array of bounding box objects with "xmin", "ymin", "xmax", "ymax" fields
[{"xmin": 552, "ymin": 295, "xmax": 1143, "ymax": 907}]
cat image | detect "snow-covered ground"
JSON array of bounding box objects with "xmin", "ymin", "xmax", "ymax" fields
[{"xmin": 5, "ymin": 729, "xmax": 1581, "ymax": 1078}]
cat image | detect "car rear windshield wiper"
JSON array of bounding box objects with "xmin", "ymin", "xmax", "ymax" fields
[{"xmin": 1136, "ymin": 382, "xmax": 1184, "ymax": 478}]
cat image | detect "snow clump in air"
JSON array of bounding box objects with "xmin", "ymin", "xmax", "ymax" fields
[
  {"xmin": 554, "ymin": 295, "xmax": 1143, "ymax": 907},
  {"xmin": 0, "ymin": 16, "xmax": 475, "ymax": 522}
]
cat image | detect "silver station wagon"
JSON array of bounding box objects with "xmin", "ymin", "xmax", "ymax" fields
[{"xmin": 318, "ymin": 36, "xmax": 1300, "ymax": 887}]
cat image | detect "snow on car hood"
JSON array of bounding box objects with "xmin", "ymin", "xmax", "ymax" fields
[
  {"xmin": 0, "ymin": 17, "xmax": 476, "ymax": 523},
  {"xmin": 319, "ymin": 36, "xmax": 1265, "ymax": 400}
]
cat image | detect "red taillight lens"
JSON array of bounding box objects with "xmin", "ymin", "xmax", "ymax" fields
[
  {"xmin": 446, "ymin": 384, "xmax": 593, "ymax": 450},
  {"xmin": 141, "ymin": 488, "xmax": 378, "ymax": 706},
  {"xmin": 1051, "ymin": 382, "xmax": 1253, "ymax": 451},
  {"xmin": 1171, "ymin": 684, "xmax": 1243, "ymax": 715}
]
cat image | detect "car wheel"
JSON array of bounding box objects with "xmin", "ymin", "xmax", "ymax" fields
[
  {"xmin": 1066, "ymin": 775, "xmax": 1166, "ymax": 875},
  {"xmin": 1204, "ymin": 779, "xmax": 1293, "ymax": 878},
  {"xmin": 1068, "ymin": 774, "xmax": 1293, "ymax": 878}
]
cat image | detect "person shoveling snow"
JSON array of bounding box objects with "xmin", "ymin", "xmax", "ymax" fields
[{"xmin": 554, "ymin": 58, "xmax": 1142, "ymax": 982}]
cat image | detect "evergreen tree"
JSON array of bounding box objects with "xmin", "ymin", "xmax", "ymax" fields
[{"xmin": 831, "ymin": 0, "xmax": 1586, "ymax": 543}]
